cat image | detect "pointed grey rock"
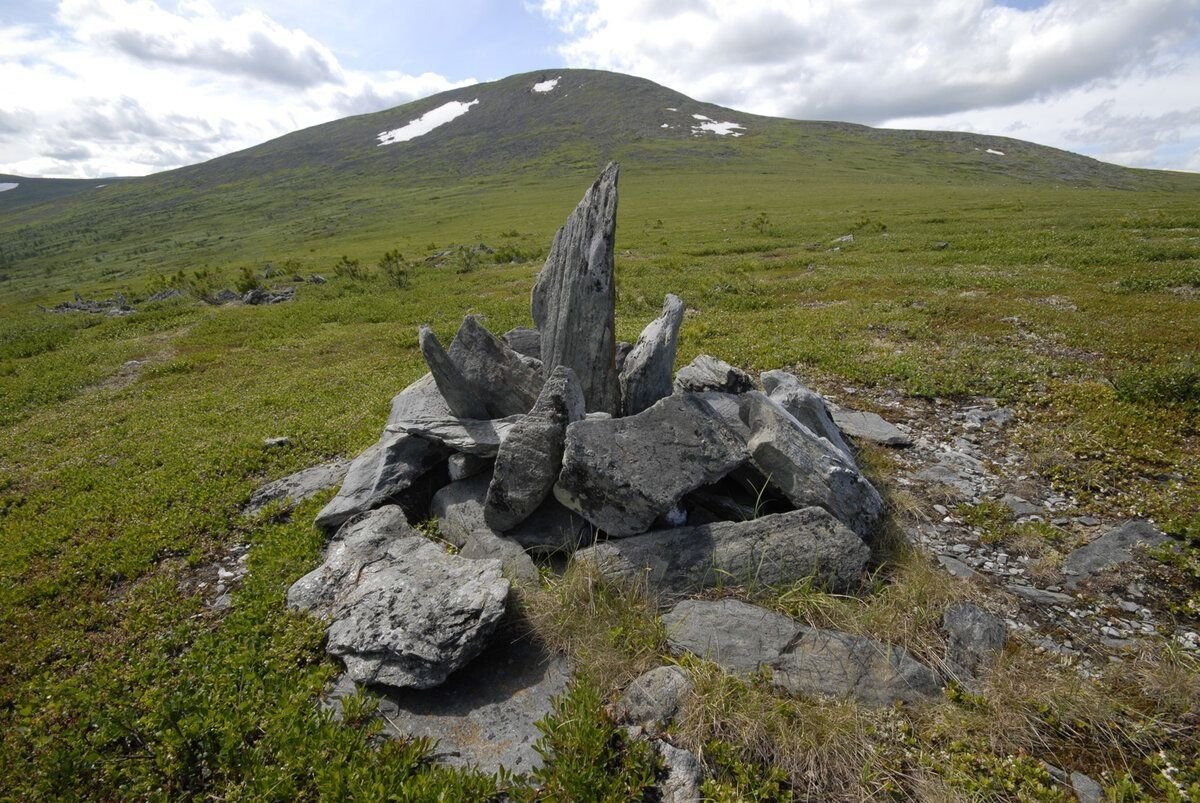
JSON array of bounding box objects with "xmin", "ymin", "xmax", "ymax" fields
[
  {"xmin": 387, "ymin": 415, "xmax": 520, "ymax": 456},
  {"xmin": 761, "ymin": 370, "xmax": 854, "ymax": 461},
  {"xmin": 620, "ymin": 294, "xmax": 685, "ymax": 416},
  {"xmin": 485, "ymin": 366, "xmax": 586, "ymax": 532},
  {"xmin": 386, "ymin": 372, "xmax": 453, "ymax": 428},
  {"xmin": 315, "ymin": 432, "xmax": 447, "ymax": 531},
  {"xmin": 531, "ymin": 162, "xmax": 621, "ymax": 414},
  {"xmin": 554, "ymin": 393, "xmax": 747, "ymax": 537},
  {"xmin": 289, "ymin": 505, "xmax": 510, "ymax": 689},
  {"xmin": 432, "ymin": 473, "xmax": 593, "ymax": 555},
  {"xmin": 744, "ymin": 391, "xmax": 883, "ymax": 538},
  {"xmin": 448, "ymin": 315, "xmax": 544, "ymax": 417},
  {"xmin": 419, "ymin": 326, "xmax": 490, "ymax": 419},
  {"xmin": 673, "ymin": 354, "xmax": 755, "ymax": 394},
  {"xmin": 576, "ymin": 507, "xmax": 869, "ymax": 594},
  {"xmin": 502, "ymin": 327, "xmax": 541, "ymax": 360}
]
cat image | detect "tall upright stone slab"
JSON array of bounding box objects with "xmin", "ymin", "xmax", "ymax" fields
[
  {"xmin": 620, "ymin": 293, "xmax": 684, "ymax": 416},
  {"xmin": 531, "ymin": 162, "xmax": 621, "ymax": 415}
]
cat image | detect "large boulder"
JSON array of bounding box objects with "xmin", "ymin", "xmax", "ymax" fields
[
  {"xmin": 619, "ymin": 294, "xmax": 684, "ymax": 416},
  {"xmin": 448, "ymin": 315, "xmax": 544, "ymax": 417},
  {"xmin": 531, "ymin": 162, "xmax": 621, "ymax": 414},
  {"xmin": 485, "ymin": 366, "xmax": 586, "ymax": 531},
  {"xmin": 419, "ymin": 326, "xmax": 490, "ymax": 419},
  {"xmin": 289, "ymin": 505, "xmax": 509, "ymax": 689},
  {"xmin": 673, "ymin": 354, "xmax": 755, "ymax": 395},
  {"xmin": 554, "ymin": 393, "xmax": 747, "ymax": 537},
  {"xmin": 575, "ymin": 507, "xmax": 869, "ymax": 594},
  {"xmin": 760, "ymin": 370, "xmax": 854, "ymax": 461},
  {"xmin": 433, "ymin": 473, "xmax": 593, "ymax": 555},
  {"xmin": 744, "ymin": 392, "xmax": 883, "ymax": 538}
]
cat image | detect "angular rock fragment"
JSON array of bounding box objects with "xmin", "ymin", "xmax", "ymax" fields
[
  {"xmin": 386, "ymin": 372, "xmax": 454, "ymax": 428},
  {"xmin": 576, "ymin": 507, "xmax": 869, "ymax": 594},
  {"xmin": 761, "ymin": 369, "xmax": 853, "ymax": 460},
  {"xmin": 829, "ymin": 407, "xmax": 913, "ymax": 448},
  {"xmin": 459, "ymin": 528, "xmax": 539, "ymax": 585},
  {"xmin": 448, "ymin": 453, "xmax": 491, "ymax": 482},
  {"xmin": 772, "ymin": 628, "xmax": 942, "ymax": 706},
  {"xmin": 485, "ymin": 366, "xmax": 586, "ymax": 531},
  {"xmin": 614, "ymin": 341, "xmax": 634, "ymax": 375},
  {"xmin": 620, "ymin": 294, "xmax": 684, "ymax": 416},
  {"xmin": 673, "ymin": 354, "xmax": 755, "ymax": 394},
  {"xmin": 555, "ymin": 393, "xmax": 747, "ymax": 537},
  {"xmin": 419, "ymin": 326, "xmax": 490, "ymax": 419},
  {"xmin": 1060, "ymin": 519, "xmax": 1171, "ymax": 590},
  {"xmin": 246, "ymin": 458, "xmax": 350, "ymax": 516},
  {"xmin": 615, "ymin": 666, "xmax": 693, "ymax": 731},
  {"xmin": 387, "ymin": 415, "xmax": 520, "ymax": 457},
  {"xmin": 942, "ymin": 602, "xmax": 1006, "ymax": 680},
  {"xmin": 432, "ymin": 473, "xmax": 593, "ymax": 554},
  {"xmin": 448, "ymin": 315, "xmax": 544, "ymax": 417},
  {"xmin": 502, "ymin": 327, "xmax": 542, "ymax": 360},
  {"xmin": 656, "ymin": 741, "xmax": 703, "ymax": 803},
  {"xmin": 289, "ymin": 506, "xmax": 510, "ymax": 689},
  {"xmin": 531, "ymin": 162, "xmax": 621, "ymax": 414},
  {"xmin": 664, "ymin": 599, "xmax": 802, "ymax": 676},
  {"xmin": 744, "ymin": 392, "xmax": 883, "ymax": 538},
  {"xmin": 315, "ymin": 432, "xmax": 447, "ymax": 531}
]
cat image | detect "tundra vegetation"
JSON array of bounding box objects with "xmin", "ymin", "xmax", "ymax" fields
[{"xmin": 0, "ymin": 70, "xmax": 1198, "ymax": 800}]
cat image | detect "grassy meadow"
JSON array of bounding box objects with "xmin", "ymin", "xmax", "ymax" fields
[{"xmin": 1, "ymin": 148, "xmax": 1199, "ymax": 799}]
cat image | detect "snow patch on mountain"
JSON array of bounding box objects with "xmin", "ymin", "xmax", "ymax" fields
[
  {"xmin": 533, "ymin": 77, "xmax": 560, "ymax": 93},
  {"xmin": 986, "ymin": 148, "xmax": 1006, "ymax": 156},
  {"xmin": 377, "ymin": 100, "xmax": 479, "ymax": 146},
  {"xmin": 0, "ymin": 182, "xmax": 18, "ymax": 192},
  {"xmin": 690, "ymin": 114, "xmax": 745, "ymax": 137}
]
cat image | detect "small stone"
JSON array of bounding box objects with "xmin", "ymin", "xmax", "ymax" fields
[
  {"xmin": 263, "ymin": 436, "xmax": 292, "ymax": 449},
  {"xmin": 656, "ymin": 741, "xmax": 703, "ymax": 803},
  {"xmin": 828, "ymin": 407, "xmax": 913, "ymax": 448},
  {"xmin": 1000, "ymin": 494, "xmax": 1040, "ymax": 519},
  {"xmin": 937, "ymin": 554, "xmax": 981, "ymax": 581},
  {"xmin": 1071, "ymin": 771, "xmax": 1104, "ymax": 803},
  {"xmin": 615, "ymin": 666, "xmax": 693, "ymax": 731},
  {"xmin": 1060, "ymin": 519, "xmax": 1171, "ymax": 589},
  {"xmin": 448, "ymin": 453, "xmax": 491, "ymax": 482},
  {"xmin": 245, "ymin": 458, "xmax": 351, "ymax": 515},
  {"xmin": 1006, "ymin": 584, "xmax": 1073, "ymax": 606},
  {"xmin": 943, "ymin": 602, "xmax": 1006, "ymax": 679}
]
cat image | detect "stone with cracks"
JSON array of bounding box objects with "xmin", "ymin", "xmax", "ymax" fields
[
  {"xmin": 433, "ymin": 473, "xmax": 593, "ymax": 555},
  {"xmin": 942, "ymin": 602, "xmax": 1006, "ymax": 680},
  {"xmin": 1060, "ymin": 519, "xmax": 1171, "ymax": 589},
  {"xmin": 575, "ymin": 507, "xmax": 869, "ymax": 594},
  {"xmin": 615, "ymin": 666, "xmax": 693, "ymax": 732},
  {"xmin": 289, "ymin": 505, "xmax": 509, "ymax": 689},
  {"xmin": 619, "ymin": 293, "xmax": 684, "ymax": 416},
  {"xmin": 419, "ymin": 326, "xmax": 490, "ymax": 419},
  {"xmin": 531, "ymin": 162, "xmax": 621, "ymax": 414},
  {"xmin": 555, "ymin": 393, "xmax": 747, "ymax": 537},
  {"xmin": 673, "ymin": 354, "xmax": 755, "ymax": 394},
  {"xmin": 315, "ymin": 433, "xmax": 447, "ymax": 532},
  {"xmin": 771, "ymin": 628, "xmax": 942, "ymax": 706},
  {"xmin": 448, "ymin": 315, "xmax": 544, "ymax": 417},
  {"xmin": 745, "ymin": 391, "xmax": 883, "ymax": 538},
  {"xmin": 485, "ymin": 366, "xmax": 586, "ymax": 531},
  {"xmin": 761, "ymin": 369, "xmax": 854, "ymax": 461},
  {"xmin": 387, "ymin": 416, "xmax": 520, "ymax": 457},
  {"xmin": 664, "ymin": 599, "xmax": 802, "ymax": 675}
]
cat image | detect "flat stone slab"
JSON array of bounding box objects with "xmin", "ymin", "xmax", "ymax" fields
[
  {"xmin": 245, "ymin": 458, "xmax": 350, "ymax": 515},
  {"xmin": 387, "ymin": 416, "xmax": 520, "ymax": 457},
  {"xmin": 576, "ymin": 507, "xmax": 869, "ymax": 594},
  {"xmin": 664, "ymin": 598, "xmax": 802, "ymax": 676},
  {"xmin": 314, "ymin": 432, "xmax": 447, "ymax": 531},
  {"xmin": 828, "ymin": 406, "xmax": 912, "ymax": 447},
  {"xmin": 1060, "ymin": 519, "xmax": 1171, "ymax": 589},
  {"xmin": 325, "ymin": 634, "xmax": 570, "ymax": 775}
]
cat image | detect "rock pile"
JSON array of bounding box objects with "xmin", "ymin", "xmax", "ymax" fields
[{"xmin": 288, "ymin": 163, "xmax": 901, "ymax": 770}]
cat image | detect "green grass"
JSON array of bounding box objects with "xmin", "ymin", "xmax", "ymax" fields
[{"xmin": 1, "ymin": 81, "xmax": 1199, "ymax": 797}]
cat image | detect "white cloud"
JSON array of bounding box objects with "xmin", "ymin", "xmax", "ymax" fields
[
  {"xmin": 0, "ymin": 1, "xmax": 473, "ymax": 177},
  {"xmin": 536, "ymin": 0, "xmax": 1200, "ymax": 171}
]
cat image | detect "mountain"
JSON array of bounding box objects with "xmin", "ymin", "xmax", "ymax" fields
[{"xmin": 1, "ymin": 68, "xmax": 1197, "ymax": 295}]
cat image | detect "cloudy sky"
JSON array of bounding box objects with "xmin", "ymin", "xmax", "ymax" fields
[{"xmin": 2, "ymin": 0, "xmax": 1199, "ymax": 178}]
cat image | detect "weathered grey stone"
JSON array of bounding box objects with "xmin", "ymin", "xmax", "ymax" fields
[
  {"xmin": 289, "ymin": 505, "xmax": 510, "ymax": 689},
  {"xmin": 771, "ymin": 628, "xmax": 942, "ymax": 706},
  {"xmin": 664, "ymin": 599, "xmax": 801, "ymax": 675},
  {"xmin": 386, "ymin": 372, "xmax": 454, "ymax": 428},
  {"xmin": 614, "ymin": 341, "xmax": 634, "ymax": 375},
  {"xmin": 460, "ymin": 529, "xmax": 539, "ymax": 586},
  {"xmin": 531, "ymin": 162, "xmax": 621, "ymax": 414},
  {"xmin": 448, "ymin": 315, "xmax": 544, "ymax": 417},
  {"xmin": 829, "ymin": 407, "xmax": 913, "ymax": 448},
  {"xmin": 1071, "ymin": 771, "xmax": 1104, "ymax": 803},
  {"xmin": 1000, "ymin": 493, "xmax": 1041, "ymax": 519},
  {"xmin": 315, "ymin": 433, "xmax": 447, "ymax": 531},
  {"xmin": 433, "ymin": 473, "xmax": 593, "ymax": 554},
  {"xmin": 1006, "ymin": 584, "xmax": 1073, "ymax": 606},
  {"xmin": 745, "ymin": 392, "xmax": 883, "ymax": 538},
  {"xmin": 419, "ymin": 326, "xmax": 490, "ymax": 419},
  {"xmin": 656, "ymin": 741, "xmax": 703, "ymax": 803},
  {"xmin": 673, "ymin": 354, "xmax": 755, "ymax": 394},
  {"xmin": 448, "ymin": 453, "xmax": 491, "ymax": 481},
  {"xmin": 502, "ymin": 327, "xmax": 541, "ymax": 360},
  {"xmin": 327, "ymin": 635, "xmax": 570, "ymax": 775},
  {"xmin": 387, "ymin": 416, "xmax": 520, "ymax": 456},
  {"xmin": 937, "ymin": 554, "xmax": 982, "ymax": 581},
  {"xmin": 246, "ymin": 458, "xmax": 350, "ymax": 515},
  {"xmin": 485, "ymin": 366, "xmax": 586, "ymax": 531},
  {"xmin": 620, "ymin": 294, "xmax": 684, "ymax": 416},
  {"xmin": 554, "ymin": 393, "xmax": 747, "ymax": 537},
  {"xmin": 1060, "ymin": 519, "xmax": 1171, "ymax": 589},
  {"xmin": 761, "ymin": 370, "xmax": 854, "ymax": 460},
  {"xmin": 576, "ymin": 507, "xmax": 869, "ymax": 594},
  {"xmin": 615, "ymin": 666, "xmax": 693, "ymax": 730},
  {"xmin": 942, "ymin": 602, "xmax": 1006, "ymax": 679}
]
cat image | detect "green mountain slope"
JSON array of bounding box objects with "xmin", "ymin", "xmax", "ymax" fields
[{"xmin": 2, "ymin": 68, "xmax": 1197, "ymax": 299}]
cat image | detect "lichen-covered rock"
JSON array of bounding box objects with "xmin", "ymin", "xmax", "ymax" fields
[
  {"xmin": 619, "ymin": 294, "xmax": 684, "ymax": 416},
  {"xmin": 673, "ymin": 354, "xmax": 755, "ymax": 394},
  {"xmin": 485, "ymin": 366, "xmax": 585, "ymax": 531},
  {"xmin": 531, "ymin": 162, "xmax": 621, "ymax": 414},
  {"xmin": 554, "ymin": 393, "xmax": 747, "ymax": 537},
  {"xmin": 575, "ymin": 507, "xmax": 869, "ymax": 594},
  {"xmin": 289, "ymin": 506, "xmax": 509, "ymax": 689},
  {"xmin": 615, "ymin": 666, "xmax": 693, "ymax": 731}
]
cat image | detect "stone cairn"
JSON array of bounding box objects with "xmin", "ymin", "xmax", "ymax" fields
[{"xmin": 287, "ymin": 162, "xmax": 973, "ymax": 712}]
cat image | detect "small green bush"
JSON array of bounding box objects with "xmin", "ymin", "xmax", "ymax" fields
[
  {"xmin": 378, "ymin": 249, "xmax": 409, "ymax": 288},
  {"xmin": 333, "ymin": 255, "xmax": 366, "ymax": 280}
]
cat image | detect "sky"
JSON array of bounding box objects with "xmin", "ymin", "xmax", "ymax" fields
[{"xmin": 1, "ymin": 0, "xmax": 1199, "ymax": 178}]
